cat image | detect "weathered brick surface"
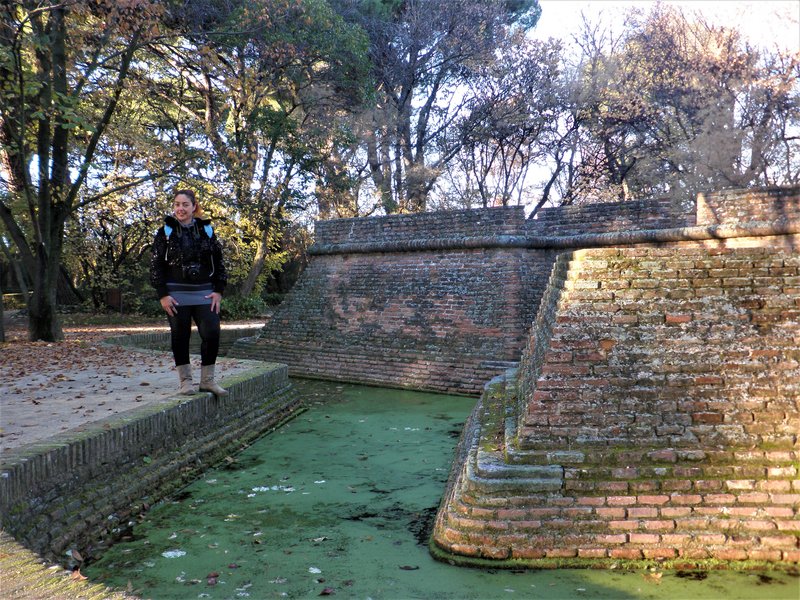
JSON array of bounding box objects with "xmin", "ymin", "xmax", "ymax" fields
[
  {"xmin": 527, "ymin": 197, "xmax": 695, "ymax": 237},
  {"xmin": 433, "ymin": 242, "xmax": 799, "ymax": 566},
  {"xmin": 232, "ymin": 249, "xmax": 558, "ymax": 395},
  {"xmin": 518, "ymin": 246, "xmax": 800, "ymax": 451},
  {"xmin": 697, "ymin": 187, "xmax": 800, "ymax": 226},
  {"xmin": 315, "ymin": 206, "xmax": 526, "ymax": 246}
]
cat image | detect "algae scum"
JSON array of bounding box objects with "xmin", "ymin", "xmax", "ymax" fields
[{"xmin": 88, "ymin": 380, "xmax": 798, "ymax": 599}]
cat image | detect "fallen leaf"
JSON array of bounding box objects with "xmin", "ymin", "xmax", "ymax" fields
[
  {"xmin": 319, "ymin": 588, "xmax": 335, "ymax": 596},
  {"xmin": 643, "ymin": 572, "xmax": 663, "ymax": 584}
]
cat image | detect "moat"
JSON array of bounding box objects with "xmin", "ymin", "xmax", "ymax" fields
[{"xmin": 87, "ymin": 380, "xmax": 799, "ymax": 599}]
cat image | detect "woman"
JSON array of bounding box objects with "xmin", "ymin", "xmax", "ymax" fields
[{"xmin": 150, "ymin": 189, "xmax": 229, "ymax": 396}]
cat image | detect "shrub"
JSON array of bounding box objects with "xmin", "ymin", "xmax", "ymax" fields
[{"xmin": 220, "ymin": 295, "xmax": 268, "ymax": 320}]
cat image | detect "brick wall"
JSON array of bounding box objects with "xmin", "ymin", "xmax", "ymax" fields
[
  {"xmin": 518, "ymin": 247, "xmax": 800, "ymax": 449},
  {"xmin": 527, "ymin": 197, "xmax": 695, "ymax": 237},
  {"xmin": 698, "ymin": 187, "xmax": 800, "ymax": 226},
  {"xmin": 0, "ymin": 363, "xmax": 301, "ymax": 565},
  {"xmin": 229, "ymin": 186, "xmax": 799, "ymax": 565},
  {"xmin": 233, "ymin": 249, "xmax": 555, "ymax": 395},
  {"xmin": 233, "ymin": 186, "xmax": 798, "ymax": 396},
  {"xmin": 432, "ymin": 246, "xmax": 800, "ymax": 565},
  {"xmin": 314, "ymin": 206, "xmax": 526, "ymax": 247}
]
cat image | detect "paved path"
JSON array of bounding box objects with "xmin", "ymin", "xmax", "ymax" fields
[{"xmin": 0, "ymin": 319, "xmax": 263, "ymax": 453}]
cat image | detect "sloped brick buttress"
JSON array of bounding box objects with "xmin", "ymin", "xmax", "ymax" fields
[{"xmin": 432, "ymin": 246, "xmax": 800, "ymax": 566}]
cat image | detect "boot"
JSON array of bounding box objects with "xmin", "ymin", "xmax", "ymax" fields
[
  {"xmin": 199, "ymin": 364, "xmax": 228, "ymax": 396},
  {"xmin": 176, "ymin": 364, "xmax": 195, "ymax": 395}
]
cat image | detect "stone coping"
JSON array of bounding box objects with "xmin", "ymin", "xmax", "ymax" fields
[{"xmin": 309, "ymin": 219, "xmax": 800, "ymax": 255}]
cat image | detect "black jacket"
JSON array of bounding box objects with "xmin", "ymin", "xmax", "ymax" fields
[{"xmin": 150, "ymin": 215, "xmax": 227, "ymax": 299}]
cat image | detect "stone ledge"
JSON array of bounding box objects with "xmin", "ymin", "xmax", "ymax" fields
[
  {"xmin": 0, "ymin": 359, "xmax": 302, "ymax": 568},
  {"xmin": 309, "ymin": 220, "xmax": 800, "ymax": 255}
]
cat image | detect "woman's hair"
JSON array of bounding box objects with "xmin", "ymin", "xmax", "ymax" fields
[
  {"xmin": 173, "ymin": 188, "xmax": 205, "ymax": 217},
  {"xmin": 173, "ymin": 189, "xmax": 196, "ymax": 205}
]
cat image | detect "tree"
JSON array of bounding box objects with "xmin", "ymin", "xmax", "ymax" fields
[
  {"xmin": 144, "ymin": 0, "xmax": 369, "ymax": 297},
  {"xmin": 562, "ymin": 5, "xmax": 800, "ymax": 203},
  {"xmin": 444, "ymin": 35, "xmax": 564, "ymax": 210},
  {"xmin": 0, "ymin": 0, "xmax": 164, "ymax": 340},
  {"xmin": 334, "ymin": 0, "xmax": 541, "ymax": 213}
]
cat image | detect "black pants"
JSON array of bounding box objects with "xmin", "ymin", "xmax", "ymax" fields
[{"xmin": 167, "ymin": 304, "xmax": 220, "ymax": 367}]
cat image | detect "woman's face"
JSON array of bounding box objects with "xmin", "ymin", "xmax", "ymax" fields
[{"xmin": 172, "ymin": 194, "xmax": 195, "ymax": 225}]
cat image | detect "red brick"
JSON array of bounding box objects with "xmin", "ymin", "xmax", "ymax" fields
[
  {"xmin": 737, "ymin": 492, "xmax": 770, "ymax": 504},
  {"xmin": 760, "ymin": 535, "xmax": 799, "ymax": 548},
  {"xmin": 711, "ymin": 548, "xmax": 749, "ymax": 560},
  {"xmin": 577, "ymin": 496, "xmax": 606, "ymax": 506},
  {"xmin": 607, "ymin": 496, "xmax": 637, "ymax": 506},
  {"xmin": 696, "ymin": 534, "xmax": 726, "ymax": 544},
  {"xmin": 661, "ymin": 507, "xmax": 691, "ymax": 518},
  {"xmin": 729, "ymin": 507, "xmax": 761, "ymax": 517},
  {"xmin": 546, "ymin": 548, "xmax": 578, "ymax": 558},
  {"xmin": 770, "ymin": 494, "xmax": 800, "ymax": 505},
  {"xmin": 628, "ymin": 508, "xmax": 658, "ymax": 518},
  {"xmin": 763, "ymin": 507, "xmax": 794, "ymax": 517},
  {"xmin": 742, "ymin": 520, "xmax": 778, "ymax": 530},
  {"xmin": 597, "ymin": 534, "xmax": 627, "ymax": 544},
  {"xmin": 666, "ymin": 314, "xmax": 692, "ymax": 324},
  {"xmin": 661, "ymin": 534, "xmax": 692, "ymax": 545},
  {"xmin": 450, "ymin": 543, "xmax": 481, "ymax": 557},
  {"xmin": 578, "ymin": 548, "xmax": 608, "ymax": 558},
  {"xmin": 518, "ymin": 520, "xmax": 543, "ymax": 529},
  {"xmin": 638, "ymin": 495, "xmax": 670, "ymax": 505},
  {"xmin": 671, "ymin": 494, "xmax": 703, "ymax": 505},
  {"xmin": 643, "ymin": 547, "xmax": 678, "ymax": 559},
  {"xmin": 511, "ymin": 547, "xmax": 547, "ymax": 559},
  {"xmin": 481, "ymin": 546, "xmax": 510, "ymax": 559},
  {"xmin": 629, "ymin": 533, "xmax": 660, "ymax": 544},
  {"xmin": 692, "ymin": 412, "xmax": 725, "ymax": 425},
  {"xmin": 694, "ymin": 480, "xmax": 723, "ymax": 491},
  {"xmin": 644, "ymin": 520, "xmax": 676, "ymax": 530},
  {"xmin": 496, "ymin": 508, "xmax": 527, "ymax": 520},
  {"xmin": 596, "ymin": 507, "xmax": 626, "ymax": 519},
  {"xmin": 726, "ymin": 480, "xmax": 756, "ymax": 491},
  {"xmin": 747, "ymin": 550, "xmax": 782, "ymax": 561},
  {"xmin": 610, "ymin": 548, "xmax": 644, "ymax": 559},
  {"xmin": 704, "ymin": 493, "xmax": 736, "ymax": 504},
  {"xmin": 609, "ymin": 520, "xmax": 639, "ymax": 530}
]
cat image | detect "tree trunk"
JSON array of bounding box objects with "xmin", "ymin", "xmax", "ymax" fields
[
  {"xmin": 0, "ymin": 275, "xmax": 5, "ymax": 343},
  {"xmin": 28, "ymin": 246, "xmax": 62, "ymax": 341},
  {"xmin": 239, "ymin": 229, "xmax": 271, "ymax": 298}
]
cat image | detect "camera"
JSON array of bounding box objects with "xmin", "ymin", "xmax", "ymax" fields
[{"xmin": 183, "ymin": 262, "xmax": 204, "ymax": 282}]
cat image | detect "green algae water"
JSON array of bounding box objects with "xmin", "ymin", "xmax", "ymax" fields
[{"xmin": 88, "ymin": 380, "xmax": 798, "ymax": 599}]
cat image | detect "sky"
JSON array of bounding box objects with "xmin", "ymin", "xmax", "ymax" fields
[{"xmin": 532, "ymin": 0, "xmax": 800, "ymax": 52}]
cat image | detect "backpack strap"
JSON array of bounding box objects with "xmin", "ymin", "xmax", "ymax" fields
[{"xmin": 163, "ymin": 222, "xmax": 212, "ymax": 239}]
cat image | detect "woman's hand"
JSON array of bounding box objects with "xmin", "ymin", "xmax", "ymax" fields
[
  {"xmin": 160, "ymin": 295, "xmax": 178, "ymax": 316},
  {"xmin": 206, "ymin": 292, "xmax": 222, "ymax": 314}
]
